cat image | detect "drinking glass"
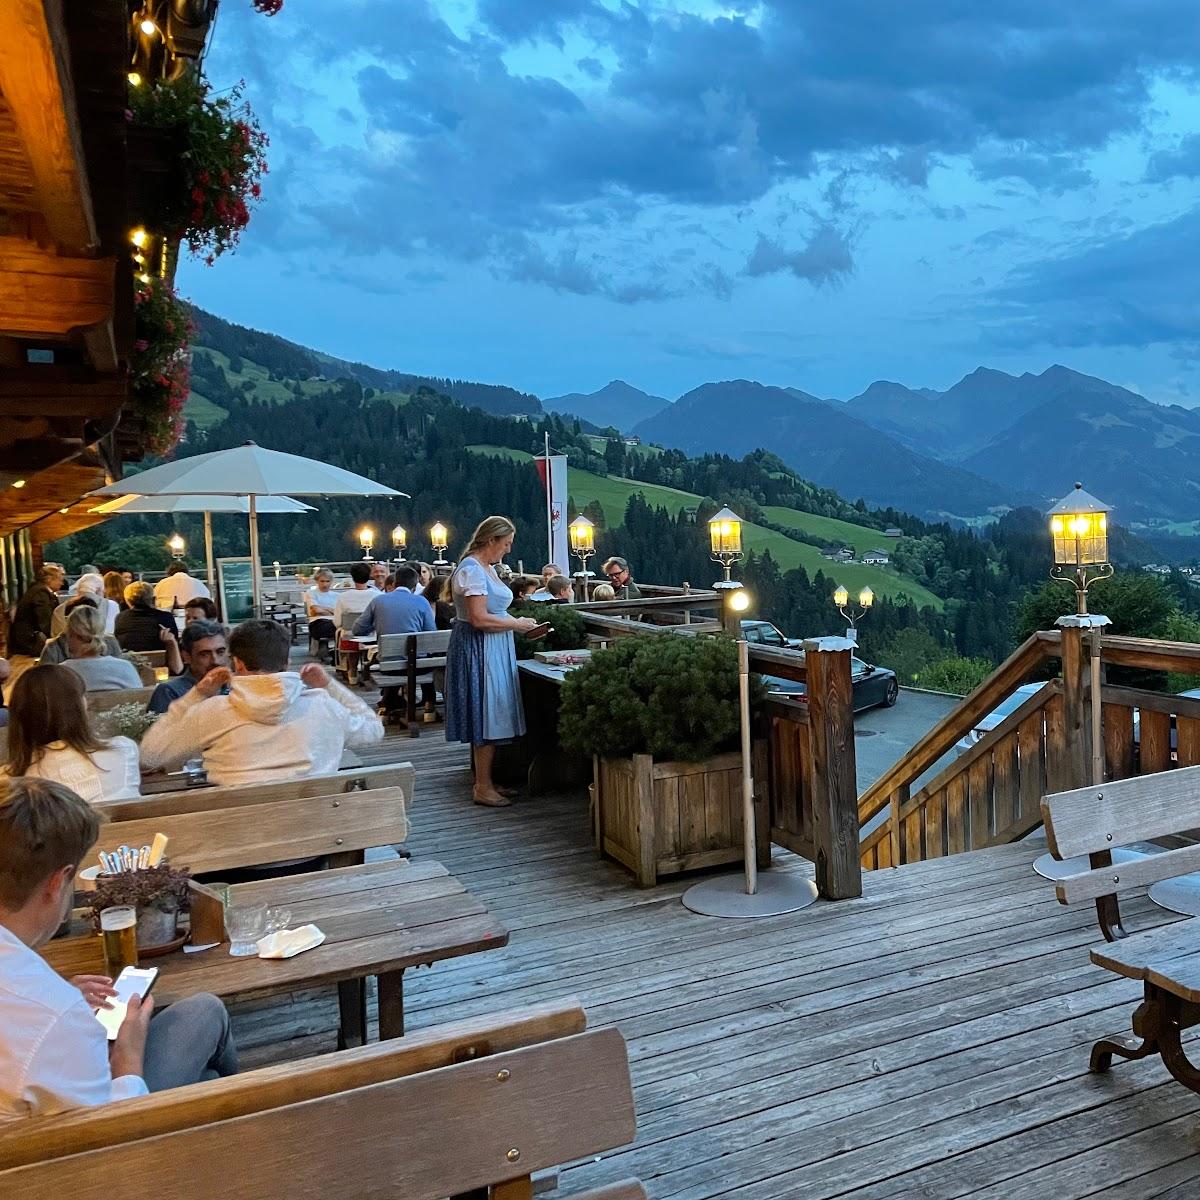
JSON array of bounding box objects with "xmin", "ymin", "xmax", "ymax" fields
[
  {"xmin": 100, "ymin": 906, "xmax": 138, "ymax": 975},
  {"xmin": 225, "ymin": 904, "xmax": 268, "ymax": 956},
  {"xmin": 265, "ymin": 907, "xmax": 291, "ymax": 935}
]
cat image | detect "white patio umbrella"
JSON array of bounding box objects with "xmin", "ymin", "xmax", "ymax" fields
[
  {"xmin": 89, "ymin": 442, "xmax": 406, "ymax": 607},
  {"xmin": 88, "ymin": 493, "xmax": 316, "ymax": 593}
]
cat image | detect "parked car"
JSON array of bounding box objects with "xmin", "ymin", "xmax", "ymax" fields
[
  {"xmin": 954, "ymin": 682, "xmax": 1049, "ymax": 756},
  {"xmin": 741, "ymin": 619, "xmax": 802, "ymax": 649},
  {"xmin": 762, "ymin": 655, "xmax": 899, "ymax": 713}
]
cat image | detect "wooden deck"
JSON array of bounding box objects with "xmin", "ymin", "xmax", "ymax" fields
[{"xmin": 231, "ymin": 729, "xmax": 1200, "ymax": 1198}]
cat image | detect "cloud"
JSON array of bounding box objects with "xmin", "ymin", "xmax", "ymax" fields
[
  {"xmin": 744, "ymin": 225, "xmax": 855, "ymax": 287},
  {"xmin": 1145, "ymin": 133, "xmax": 1200, "ymax": 182},
  {"xmin": 985, "ymin": 205, "xmax": 1200, "ymax": 354},
  {"xmin": 972, "ymin": 148, "xmax": 1095, "ymax": 193}
]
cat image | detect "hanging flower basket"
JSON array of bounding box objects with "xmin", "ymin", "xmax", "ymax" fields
[
  {"xmin": 130, "ymin": 277, "xmax": 194, "ymax": 456},
  {"xmin": 128, "ymin": 75, "xmax": 268, "ymax": 262}
]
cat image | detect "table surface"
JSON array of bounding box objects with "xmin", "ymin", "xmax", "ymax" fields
[
  {"xmin": 45, "ymin": 859, "xmax": 507, "ymax": 1007},
  {"xmin": 518, "ymin": 659, "xmax": 583, "ymax": 685}
]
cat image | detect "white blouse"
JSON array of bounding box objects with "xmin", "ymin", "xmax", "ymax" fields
[{"xmin": 4, "ymin": 738, "xmax": 142, "ymax": 804}]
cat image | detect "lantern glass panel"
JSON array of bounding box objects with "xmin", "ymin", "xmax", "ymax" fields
[{"xmin": 833, "ymin": 585, "xmax": 849, "ymax": 608}]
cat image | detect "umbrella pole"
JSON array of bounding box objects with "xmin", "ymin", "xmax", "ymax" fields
[
  {"xmin": 248, "ymin": 495, "xmax": 262, "ymax": 613},
  {"xmin": 203, "ymin": 511, "xmax": 215, "ymax": 594}
]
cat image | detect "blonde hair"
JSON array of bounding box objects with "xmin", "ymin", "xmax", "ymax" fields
[
  {"xmin": 124, "ymin": 581, "xmax": 155, "ymax": 608},
  {"xmin": 463, "ymin": 516, "xmax": 516, "ymax": 558},
  {"xmin": 65, "ymin": 604, "xmax": 107, "ymax": 657},
  {"xmin": 592, "ymin": 583, "xmax": 616, "ymax": 601}
]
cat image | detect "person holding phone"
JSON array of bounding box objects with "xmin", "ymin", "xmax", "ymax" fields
[
  {"xmin": 445, "ymin": 516, "xmax": 544, "ymax": 807},
  {"xmin": 0, "ymin": 778, "xmax": 237, "ymax": 1123}
]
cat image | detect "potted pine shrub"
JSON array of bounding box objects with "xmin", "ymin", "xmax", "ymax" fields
[{"xmin": 559, "ymin": 634, "xmax": 760, "ymax": 886}]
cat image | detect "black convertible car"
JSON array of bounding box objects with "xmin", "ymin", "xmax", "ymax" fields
[{"xmin": 762, "ymin": 654, "xmax": 899, "ymax": 713}]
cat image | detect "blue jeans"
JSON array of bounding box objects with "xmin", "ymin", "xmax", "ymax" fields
[{"xmin": 142, "ymin": 993, "xmax": 238, "ymax": 1092}]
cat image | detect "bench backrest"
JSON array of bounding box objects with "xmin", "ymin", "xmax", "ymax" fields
[
  {"xmin": 94, "ymin": 763, "xmax": 416, "ymax": 822},
  {"xmin": 82, "ymin": 784, "xmax": 408, "ymax": 877},
  {"xmin": 377, "ymin": 629, "xmax": 452, "ymax": 667},
  {"xmin": 1042, "ymin": 764, "xmax": 1200, "ymax": 914},
  {"xmin": 86, "ymin": 686, "xmax": 155, "ymax": 714},
  {"xmin": 0, "ymin": 1010, "xmax": 638, "ymax": 1200}
]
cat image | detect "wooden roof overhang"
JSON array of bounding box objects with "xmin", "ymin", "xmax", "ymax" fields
[{"xmin": 0, "ymin": 0, "xmax": 136, "ymax": 540}]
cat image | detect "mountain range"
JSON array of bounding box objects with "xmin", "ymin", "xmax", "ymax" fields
[{"xmin": 545, "ymin": 380, "xmax": 667, "ymax": 432}]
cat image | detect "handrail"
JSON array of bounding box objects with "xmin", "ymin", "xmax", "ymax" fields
[
  {"xmin": 1098, "ymin": 635, "xmax": 1200, "ymax": 675},
  {"xmin": 572, "ymin": 593, "xmax": 719, "ymax": 615},
  {"xmin": 857, "ymin": 632, "xmax": 1055, "ymax": 827}
]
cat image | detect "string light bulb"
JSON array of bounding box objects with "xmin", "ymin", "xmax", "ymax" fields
[
  {"xmin": 139, "ymin": 17, "xmax": 157, "ymax": 35},
  {"xmin": 127, "ymin": 71, "xmax": 142, "ymax": 87},
  {"xmin": 130, "ymin": 228, "xmax": 147, "ymax": 248}
]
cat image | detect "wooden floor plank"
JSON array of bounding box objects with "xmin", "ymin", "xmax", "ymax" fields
[{"xmin": 222, "ymin": 732, "xmax": 1200, "ymax": 1198}]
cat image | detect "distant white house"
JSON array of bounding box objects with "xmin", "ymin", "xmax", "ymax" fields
[
  {"xmin": 884, "ymin": 527, "xmax": 903, "ymax": 538},
  {"xmin": 1144, "ymin": 563, "xmax": 1171, "ymax": 575},
  {"xmin": 861, "ymin": 549, "xmax": 890, "ymax": 565}
]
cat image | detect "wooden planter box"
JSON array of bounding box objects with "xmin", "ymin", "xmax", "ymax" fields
[{"xmin": 593, "ymin": 751, "xmax": 745, "ymax": 887}]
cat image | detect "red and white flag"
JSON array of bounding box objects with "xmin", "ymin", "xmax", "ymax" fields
[{"xmin": 534, "ymin": 453, "xmax": 570, "ymax": 571}]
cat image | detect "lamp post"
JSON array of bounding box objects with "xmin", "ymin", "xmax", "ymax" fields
[
  {"xmin": 358, "ymin": 526, "xmax": 375, "ymax": 561},
  {"xmin": 1048, "ymin": 482, "xmax": 1113, "ymax": 616},
  {"xmin": 430, "ymin": 521, "xmax": 449, "ymax": 569},
  {"xmin": 568, "ymin": 515, "xmax": 595, "ymax": 599},
  {"xmin": 683, "ymin": 504, "xmax": 817, "ymax": 919},
  {"xmin": 391, "ymin": 524, "xmax": 406, "ymax": 572},
  {"xmin": 1049, "ymin": 482, "xmax": 1113, "ymax": 793},
  {"xmin": 167, "ymin": 533, "xmax": 185, "ymax": 561},
  {"xmin": 833, "ymin": 583, "xmax": 874, "ymax": 644}
]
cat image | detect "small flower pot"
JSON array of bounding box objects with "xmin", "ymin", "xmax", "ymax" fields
[{"xmin": 136, "ymin": 904, "xmax": 179, "ymax": 950}]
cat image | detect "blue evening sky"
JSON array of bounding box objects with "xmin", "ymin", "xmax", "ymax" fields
[{"xmin": 180, "ymin": 1, "xmax": 1200, "ymax": 406}]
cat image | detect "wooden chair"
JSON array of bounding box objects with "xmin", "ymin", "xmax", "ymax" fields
[
  {"xmin": 1042, "ymin": 764, "xmax": 1200, "ymax": 1091},
  {"xmin": 0, "ymin": 1001, "xmax": 645, "ymax": 1200},
  {"xmin": 375, "ymin": 629, "xmax": 451, "ymax": 735},
  {"xmin": 96, "ymin": 762, "xmax": 416, "ymax": 822},
  {"xmin": 86, "ymin": 686, "xmax": 155, "ymax": 714}
]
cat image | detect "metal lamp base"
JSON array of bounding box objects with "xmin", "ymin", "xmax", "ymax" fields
[
  {"xmin": 682, "ymin": 871, "xmax": 818, "ymax": 918},
  {"xmin": 1032, "ymin": 846, "xmax": 1146, "ymax": 880}
]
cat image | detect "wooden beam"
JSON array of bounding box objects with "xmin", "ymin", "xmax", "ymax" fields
[
  {"xmin": 0, "ymin": 237, "xmax": 114, "ymax": 336},
  {"xmin": 0, "ymin": 456, "xmax": 105, "ymax": 539},
  {"xmin": 0, "ymin": 0, "xmax": 96, "ymax": 251},
  {"xmin": 81, "ymin": 319, "xmax": 117, "ymax": 372},
  {"xmin": 0, "ymin": 363, "xmax": 126, "ymax": 416}
]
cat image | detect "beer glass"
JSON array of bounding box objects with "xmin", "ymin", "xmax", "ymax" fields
[{"xmin": 100, "ymin": 906, "xmax": 138, "ymax": 976}]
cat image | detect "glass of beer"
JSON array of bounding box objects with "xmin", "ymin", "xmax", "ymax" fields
[{"xmin": 100, "ymin": 906, "xmax": 138, "ymax": 976}]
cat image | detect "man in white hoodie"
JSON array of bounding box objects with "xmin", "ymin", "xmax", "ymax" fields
[{"xmin": 139, "ymin": 619, "xmax": 383, "ymax": 786}]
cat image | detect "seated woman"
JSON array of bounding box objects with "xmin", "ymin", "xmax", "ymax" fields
[
  {"xmin": 60, "ymin": 607, "xmax": 144, "ymax": 692},
  {"xmin": 115, "ymin": 582, "xmax": 178, "ymax": 653},
  {"xmin": 38, "ymin": 595, "xmax": 123, "ymax": 665},
  {"xmin": 2, "ymin": 664, "xmax": 141, "ymax": 803},
  {"xmin": 422, "ymin": 573, "xmax": 456, "ymax": 630}
]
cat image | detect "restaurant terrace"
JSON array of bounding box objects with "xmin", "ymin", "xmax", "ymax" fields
[{"xmin": 2, "ymin": 5, "xmax": 1200, "ymax": 1200}]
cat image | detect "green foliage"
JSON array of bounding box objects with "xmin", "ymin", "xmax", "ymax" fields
[
  {"xmin": 89, "ymin": 534, "xmax": 175, "ymax": 573},
  {"xmin": 1161, "ymin": 610, "xmax": 1200, "ymax": 693},
  {"xmin": 94, "ymin": 704, "xmax": 160, "ymax": 743},
  {"xmin": 508, "ymin": 601, "xmax": 588, "ymax": 660},
  {"xmin": 917, "ymin": 655, "xmax": 994, "ymax": 696},
  {"xmin": 1015, "ymin": 575, "xmax": 1179, "ymax": 641},
  {"xmin": 559, "ymin": 635, "xmax": 750, "ymax": 763},
  {"xmin": 872, "ymin": 627, "xmax": 946, "ymax": 684}
]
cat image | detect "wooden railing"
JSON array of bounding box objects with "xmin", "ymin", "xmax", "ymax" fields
[{"xmin": 859, "ymin": 629, "xmax": 1200, "ymax": 870}]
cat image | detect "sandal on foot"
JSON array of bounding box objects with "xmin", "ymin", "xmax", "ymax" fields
[{"xmin": 473, "ymin": 790, "xmax": 512, "ymax": 808}]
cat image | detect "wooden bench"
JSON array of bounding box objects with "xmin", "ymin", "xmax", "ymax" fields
[
  {"xmin": 375, "ymin": 629, "xmax": 451, "ymax": 734},
  {"xmin": 100, "ymin": 762, "xmax": 417, "ymax": 823},
  {"xmin": 1042, "ymin": 764, "xmax": 1200, "ymax": 1090},
  {"xmin": 0, "ymin": 1000, "xmax": 647, "ymax": 1200},
  {"xmin": 86, "ymin": 685, "xmax": 155, "ymax": 714}
]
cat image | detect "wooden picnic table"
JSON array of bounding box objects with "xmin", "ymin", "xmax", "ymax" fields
[{"xmin": 44, "ymin": 858, "xmax": 506, "ymax": 1041}]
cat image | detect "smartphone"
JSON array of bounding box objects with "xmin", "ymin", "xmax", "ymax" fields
[
  {"xmin": 527, "ymin": 621, "xmax": 553, "ymax": 641},
  {"xmin": 94, "ymin": 966, "xmax": 158, "ymax": 1041}
]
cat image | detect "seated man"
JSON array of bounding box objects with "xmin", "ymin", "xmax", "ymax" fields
[
  {"xmin": 601, "ymin": 556, "xmax": 642, "ymax": 600},
  {"xmin": 147, "ymin": 620, "xmax": 229, "ymax": 715},
  {"xmin": 153, "ymin": 561, "xmax": 211, "ymax": 611},
  {"xmin": 353, "ymin": 565, "xmax": 436, "ymax": 718},
  {"xmin": 304, "ymin": 568, "xmax": 337, "ymax": 648},
  {"xmin": 332, "ymin": 562, "xmax": 376, "ymax": 628},
  {"xmin": 115, "ymin": 583, "xmax": 177, "ymax": 653},
  {"xmin": 0, "ymin": 778, "xmax": 236, "ymax": 1123},
  {"xmin": 139, "ymin": 619, "xmax": 383, "ymax": 787}
]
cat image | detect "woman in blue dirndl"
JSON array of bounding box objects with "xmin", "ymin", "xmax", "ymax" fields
[{"xmin": 445, "ymin": 516, "xmax": 542, "ymax": 806}]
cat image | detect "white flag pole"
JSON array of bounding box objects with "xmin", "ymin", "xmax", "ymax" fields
[{"xmin": 545, "ymin": 431, "xmax": 554, "ymax": 570}]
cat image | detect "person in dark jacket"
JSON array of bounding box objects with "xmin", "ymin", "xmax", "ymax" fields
[
  {"xmin": 5, "ymin": 564, "xmax": 66, "ymax": 701},
  {"xmin": 114, "ymin": 582, "xmax": 177, "ymax": 653}
]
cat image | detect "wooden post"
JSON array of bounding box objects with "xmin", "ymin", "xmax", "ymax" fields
[
  {"xmin": 803, "ymin": 637, "xmax": 861, "ymax": 899},
  {"xmin": 719, "ymin": 587, "xmax": 741, "ymax": 637},
  {"xmin": 633, "ymin": 753, "xmax": 656, "ymax": 888},
  {"xmin": 1057, "ymin": 621, "xmax": 1091, "ymax": 791}
]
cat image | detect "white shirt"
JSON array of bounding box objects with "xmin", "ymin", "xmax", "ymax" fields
[
  {"xmin": 305, "ymin": 585, "xmax": 337, "ymax": 619},
  {"xmin": 139, "ymin": 672, "xmax": 383, "ymax": 788},
  {"xmin": 332, "ymin": 588, "xmax": 376, "ymax": 630},
  {"xmin": 0, "ymin": 923, "xmax": 147, "ymax": 1124},
  {"xmin": 50, "ymin": 597, "xmax": 120, "ymax": 638},
  {"xmin": 2, "ymin": 738, "xmax": 142, "ymax": 805},
  {"xmin": 153, "ymin": 573, "xmax": 210, "ymax": 610}
]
